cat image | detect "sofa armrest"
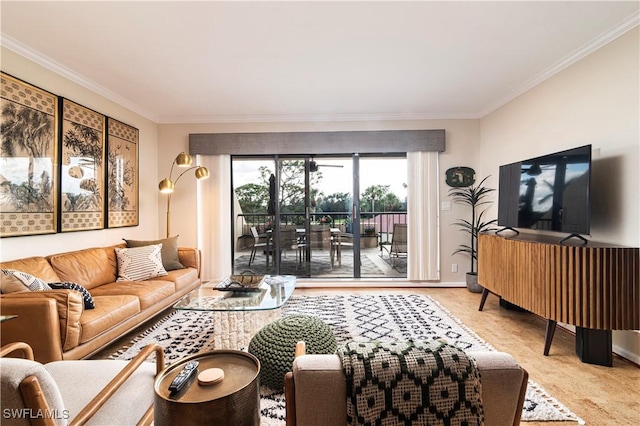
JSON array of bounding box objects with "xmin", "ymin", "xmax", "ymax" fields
[
  {"xmin": 287, "ymin": 351, "xmax": 528, "ymax": 426},
  {"xmin": 178, "ymin": 247, "xmax": 201, "ymax": 277},
  {"xmin": 289, "ymin": 354, "xmax": 347, "ymax": 426},
  {"xmin": 469, "ymin": 351, "xmax": 528, "ymax": 426},
  {"xmin": 0, "ymin": 290, "xmax": 84, "ymax": 361}
]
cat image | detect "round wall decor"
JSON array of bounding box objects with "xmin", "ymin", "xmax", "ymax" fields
[{"xmin": 445, "ymin": 167, "xmax": 475, "ymax": 187}]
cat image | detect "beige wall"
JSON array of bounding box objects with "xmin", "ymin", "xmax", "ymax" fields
[
  {"xmin": 158, "ymin": 119, "xmax": 481, "ymax": 284},
  {"xmin": 0, "ymin": 48, "xmax": 160, "ymax": 261},
  {"xmin": 479, "ymin": 28, "xmax": 640, "ymax": 362}
]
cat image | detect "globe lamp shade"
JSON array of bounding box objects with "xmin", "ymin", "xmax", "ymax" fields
[
  {"xmin": 158, "ymin": 178, "xmax": 174, "ymax": 193},
  {"xmin": 175, "ymin": 152, "xmax": 192, "ymax": 167},
  {"xmin": 195, "ymin": 167, "xmax": 210, "ymax": 180}
]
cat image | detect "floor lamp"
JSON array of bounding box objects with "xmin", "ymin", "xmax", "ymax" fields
[{"xmin": 158, "ymin": 152, "xmax": 209, "ymax": 238}]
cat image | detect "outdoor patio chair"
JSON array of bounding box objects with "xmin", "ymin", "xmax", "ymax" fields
[
  {"xmin": 248, "ymin": 226, "xmax": 269, "ymax": 266},
  {"xmin": 270, "ymin": 228, "xmax": 301, "ymax": 264},
  {"xmin": 330, "ymin": 232, "xmax": 354, "ymax": 267},
  {"xmin": 380, "ymin": 223, "xmax": 407, "ymax": 268}
]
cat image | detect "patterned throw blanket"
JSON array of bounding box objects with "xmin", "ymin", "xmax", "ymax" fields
[{"xmin": 338, "ymin": 340, "xmax": 484, "ymax": 425}]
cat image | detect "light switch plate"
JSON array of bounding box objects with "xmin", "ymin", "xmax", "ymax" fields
[{"xmin": 441, "ymin": 201, "xmax": 452, "ymax": 211}]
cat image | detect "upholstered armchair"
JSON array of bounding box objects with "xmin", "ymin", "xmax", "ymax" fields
[
  {"xmin": 1, "ymin": 342, "xmax": 164, "ymax": 425},
  {"xmin": 285, "ymin": 342, "xmax": 528, "ymax": 426}
]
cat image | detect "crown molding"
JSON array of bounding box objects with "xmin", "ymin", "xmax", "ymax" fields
[
  {"xmin": 158, "ymin": 111, "xmax": 479, "ymax": 124},
  {"xmin": 1, "ymin": 33, "xmax": 159, "ymax": 123},
  {"xmin": 479, "ymin": 11, "xmax": 640, "ymax": 118}
]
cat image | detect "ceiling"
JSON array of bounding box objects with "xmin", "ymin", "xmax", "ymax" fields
[{"xmin": 1, "ymin": 1, "xmax": 638, "ymax": 124}]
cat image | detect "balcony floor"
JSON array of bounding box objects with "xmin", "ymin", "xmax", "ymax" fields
[{"xmin": 233, "ymin": 246, "xmax": 406, "ymax": 279}]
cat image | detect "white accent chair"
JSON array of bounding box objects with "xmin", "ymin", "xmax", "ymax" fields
[{"xmin": 1, "ymin": 342, "xmax": 164, "ymax": 425}]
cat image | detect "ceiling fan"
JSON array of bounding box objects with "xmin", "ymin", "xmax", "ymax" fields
[{"xmin": 309, "ymin": 158, "xmax": 344, "ymax": 173}]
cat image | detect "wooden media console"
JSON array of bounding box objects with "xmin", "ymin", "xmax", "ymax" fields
[{"xmin": 477, "ymin": 231, "xmax": 639, "ymax": 366}]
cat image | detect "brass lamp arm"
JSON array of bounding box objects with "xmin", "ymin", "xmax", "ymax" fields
[
  {"xmin": 164, "ymin": 166, "xmax": 208, "ymax": 238},
  {"xmin": 172, "ymin": 166, "xmax": 200, "ymax": 186},
  {"xmin": 166, "ymin": 193, "xmax": 173, "ymax": 238},
  {"xmin": 161, "ymin": 152, "xmax": 209, "ymax": 238},
  {"xmin": 164, "ymin": 168, "xmax": 197, "ymax": 235}
]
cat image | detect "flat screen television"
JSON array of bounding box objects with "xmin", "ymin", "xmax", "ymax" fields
[{"xmin": 497, "ymin": 144, "xmax": 592, "ymax": 239}]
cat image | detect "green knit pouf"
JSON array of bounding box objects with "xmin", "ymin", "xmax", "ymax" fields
[{"xmin": 248, "ymin": 315, "xmax": 337, "ymax": 390}]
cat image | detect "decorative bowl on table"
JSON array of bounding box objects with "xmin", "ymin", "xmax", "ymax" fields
[{"xmin": 215, "ymin": 274, "xmax": 265, "ymax": 292}]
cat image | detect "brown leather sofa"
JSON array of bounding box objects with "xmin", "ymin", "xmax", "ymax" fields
[{"xmin": 0, "ymin": 244, "xmax": 201, "ymax": 363}]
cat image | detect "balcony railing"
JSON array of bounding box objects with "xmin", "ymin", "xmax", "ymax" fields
[{"xmin": 235, "ymin": 211, "xmax": 407, "ymax": 245}]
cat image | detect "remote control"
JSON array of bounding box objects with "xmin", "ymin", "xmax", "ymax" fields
[{"xmin": 168, "ymin": 360, "xmax": 199, "ymax": 393}]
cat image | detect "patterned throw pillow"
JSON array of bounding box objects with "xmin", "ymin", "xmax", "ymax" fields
[
  {"xmin": 124, "ymin": 235, "xmax": 185, "ymax": 271},
  {"xmin": 49, "ymin": 282, "xmax": 95, "ymax": 310},
  {"xmin": 1, "ymin": 269, "xmax": 52, "ymax": 291},
  {"xmin": 0, "ymin": 274, "xmax": 30, "ymax": 294},
  {"xmin": 115, "ymin": 244, "xmax": 168, "ymax": 281}
]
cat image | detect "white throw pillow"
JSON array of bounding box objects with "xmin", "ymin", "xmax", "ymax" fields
[
  {"xmin": 115, "ymin": 244, "xmax": 168, "ymax": 281},
  {"xmin": 1, "ymin": 269, "xmax": 52, "ymax": 292}
]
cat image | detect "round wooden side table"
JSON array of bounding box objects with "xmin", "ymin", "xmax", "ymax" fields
[{"xmin": 154, "ymin": 350, "xmax": 260, "ymax": 426}]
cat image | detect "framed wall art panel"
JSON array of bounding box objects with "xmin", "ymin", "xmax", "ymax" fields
[
  {"xmin": 60, "ymin": 98, "xmax": 106, "ymax": 232},
  {"xmin": 0, "ymin": 72, "xmax": 59, "ymax": 237},
  {"xmin": 106, "ymin": 118, "xmax": 139, "ymax": 228}
]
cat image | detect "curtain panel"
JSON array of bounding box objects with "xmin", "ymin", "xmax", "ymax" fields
[
  {"xmin": 407, "ymin": 151, "xmax": 440, "ymax": 281},
  {"xmin": 197, "ymin": 155, "xmax": 232, "ymax": 281}
]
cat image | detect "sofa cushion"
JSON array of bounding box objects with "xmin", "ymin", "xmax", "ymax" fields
[
  {"xmin": 79, "ymin": 295, "xmax": 140, "ymax": 344},
  {"xmin": 154, "ymin": 267, "xmax": 199, "ymax": 292},
  {"xmin": 124, "ymin": 236, "xmax": 185, "ymax": 271},
  {"xmin": 1, "ymin": 269, "xmax": 52, "ymax": 291},
  {"xmin": 48, "ymin": 282, "xmax": 95, "ymax": 310},
  {"xmin": 48, "ymin": 247, "xmax": 117, "ymax": 290},
  {"xmin": 90, "ymin": 280, "xmax": 175, "ymax": 310},
  {"xmin": 0, "ymin": 256, "xmax": 61, "ymax": 284},
  {"xmin": 115, "ymin": 244, "xmax": 168, "ymax": 281}
]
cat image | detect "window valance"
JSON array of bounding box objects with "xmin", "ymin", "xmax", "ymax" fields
[{"xmin": 189, "ymin": 129, "xmax": 445, "ymax": 156}]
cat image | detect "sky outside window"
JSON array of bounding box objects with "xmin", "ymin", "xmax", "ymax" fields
[{"xmin": 233, "ymin": 157, "xmax": 407, "ymax": 201}]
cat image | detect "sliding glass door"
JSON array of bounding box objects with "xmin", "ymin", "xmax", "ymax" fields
[
  {"xmin": 359, "ymin": 157, "xmax": 408, "ymax": 277},
  {"xmin": 231, "ymin": 154, "xmax": 407, "ymax": 279},
  {"xmin": 304, "ymin": 156, "xmax": 355, "ymax": 278}
]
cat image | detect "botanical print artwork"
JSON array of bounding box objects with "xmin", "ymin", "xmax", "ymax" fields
[
  {"xmin": 60, "ymin": 99, "xmax": 105, "ymax": 232},
  {"xmin": 1, "ymin": 74, "xmax": 137, "ymax": 236},
  {"xmin": 107, "ymin": 118, "xmax": 138, "ymax": 227},
  {"xmin": 0, "ymin": 73, "xmax": 58, "ymax": 237}
]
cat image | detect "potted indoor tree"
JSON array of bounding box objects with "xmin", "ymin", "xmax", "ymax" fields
[{"xmin": 449, "ymin": 175, "xmax": 497, "ymax": 292}]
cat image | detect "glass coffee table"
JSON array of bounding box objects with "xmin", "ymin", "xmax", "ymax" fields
[{"xmin": 174, "ymin": 275, "xmax": 296, "ymax": 350}]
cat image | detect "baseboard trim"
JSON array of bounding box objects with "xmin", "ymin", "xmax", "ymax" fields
[
  {"xmin": 295, "ymin": 279, "xmax": 465, "ymax": 288},
  {"xmin": 612, "ymin": 344, "xmax": 640, "ymax": 366}
]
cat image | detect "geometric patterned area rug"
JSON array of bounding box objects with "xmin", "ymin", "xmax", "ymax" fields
[{"xmin": 109, "ymin": 294, "xmax": 584, "ymax": 424}]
